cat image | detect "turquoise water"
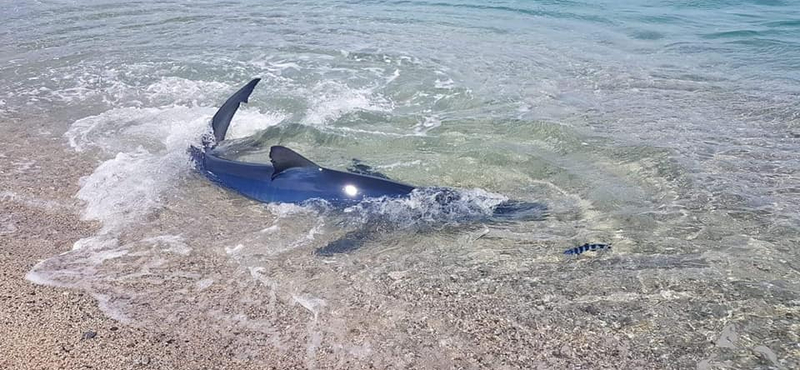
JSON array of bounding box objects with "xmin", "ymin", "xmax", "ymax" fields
[{"xmin": 3, "ymin": 1, "xmax": 799, "ymax": 368}]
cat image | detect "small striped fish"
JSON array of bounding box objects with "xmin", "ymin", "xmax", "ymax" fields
[{"xmin": 563, "ymin": 243, "xmax": 611, "ymax": 256}]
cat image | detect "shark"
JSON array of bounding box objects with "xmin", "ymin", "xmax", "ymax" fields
[{"xmin": 191, "ymin": 78, "xmax": 546, "ymax": 254}]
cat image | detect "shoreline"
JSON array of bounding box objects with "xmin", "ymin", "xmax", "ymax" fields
[{"xmin": 0, "ymin": 123, "xmax": 293, "ymax": 369}]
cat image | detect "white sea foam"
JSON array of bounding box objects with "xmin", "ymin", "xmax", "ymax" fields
[
  {"xmin": 65, "ymin": 106, "xmax": 211, "ymax": 152},
  {"xmin": 23, "ymin": 263, "xmax": 60, "ymax": 287},
  {"xmin": 0, "ymin": 191, "xmax": 74, "ymax": 212},
  {"xmin": 143, "ymin": 77, "xmax": 230, "ymax": 105},
  {"xmin": 292, "ymin": 294, "xmax": 327, "ymax": 319},
  {"xmin": 385, "ymin": 69, "xmax": 400, "ymax": 84},
  {"xmin": 300, "ymin": 81, "xmax": 391, "ymax": 125},
  {"xmin": 266, "ymin": 202, "xmax": 318, "ymax": 218},
  {"xmin": 0, "ymin": 214, "xmax": 17, "ymax": 235},
  {"xmin": 88, "ymin": 249, "xmax": 129, "ymax": 264},
  {"xmin": 225, "ymin": 244, "xmax": 245, "ymax": 255},
  {"xmin": 142, "ymin": 235, "xmax": 191, "ymax": 255},
  {"xmin": 329, "ymin": 126, "xmax": 408, "ymax": 138},
  {"xmin": 225, "ymin": 109, "xmax": 287, "ymax": 139},
  {"xmin": 269, "ymin": 61, "xmax": 303, "ymax": 72},
  {"xmin": 70, "ymin": 235, "xmax": 119, "ymax": 251},
  {"xmin": 94, "ymin": 293, "xmax": 134, "ymax": 324},
  {"xmin": 338, "ymin": 188, "xmax": 509, "ymax": 230},
  {"xmin": 260, "ymin": 225, "xmax": 280, "ymax": 233},
  {"xmin": 412, "ymin": 115, "xmax": 441, "ymax": 136},
  {"xmin": 11, "ymin": 159, "xmax": 36, "ymax": 173},
  {"xmin": 434, "ymin": 77, "xmax": 455, "ymax": 89},
  {"xmin": 376, "ymin": 159, "xmax": 423, "ymax": 170},
  {"xmin": 63, "ymin": 95, "xmax": 284, "ymax": 244},
  {"xmin": 195, "ymin": 278, "xmax": 215, "ymax": 291},
  {"xmin": 18, "ymin": 68, "xmax": 236, "ymax": 109}
]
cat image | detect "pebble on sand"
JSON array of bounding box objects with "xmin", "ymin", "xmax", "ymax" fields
[{"xmin": 82, "ymin": 330, "xmax": 97, "ymax": 340}]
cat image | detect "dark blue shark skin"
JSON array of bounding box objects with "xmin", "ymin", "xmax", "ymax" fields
[{"xmin": 200, "ymin": 147, "xmax": 415, "ymax": 206}]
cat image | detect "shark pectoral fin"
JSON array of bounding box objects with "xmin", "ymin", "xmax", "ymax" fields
[
  {"xmin": 314, "ymin": 233, "xmax": 369, "ymax": 256},
  {"xmin": 211, "ymin": 78, "xmax": 261, "ymax": 144},
  {"xmin": 269, "ymin": 145, "xmax": 321, "ymax": 179},
  {"xmin": 314, "ymin": 222, "xmax": 381, "ymax": 256},
  {"xmin": 491, "ymin": 200, "xmax": 549, "ymax": 221}
]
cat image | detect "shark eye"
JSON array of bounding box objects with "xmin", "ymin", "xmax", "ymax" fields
[{"xmin": 343, "ymin": 184, "xmax": 359, "ymax": 197}]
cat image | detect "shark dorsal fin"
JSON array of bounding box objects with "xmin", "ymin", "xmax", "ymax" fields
[{"xmin": 269, "ymin": 146, "xmax": 320, "ymax": 179}]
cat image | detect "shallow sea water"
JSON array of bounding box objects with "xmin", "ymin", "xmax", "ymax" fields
[{"xmin": 2, "ymin": 0, "xmax": 799, "ymax": 368}]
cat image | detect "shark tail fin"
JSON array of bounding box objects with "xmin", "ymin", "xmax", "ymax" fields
[{"xmin": 210, "ymin": 78, "xmax": 261, "ymax": 145}]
